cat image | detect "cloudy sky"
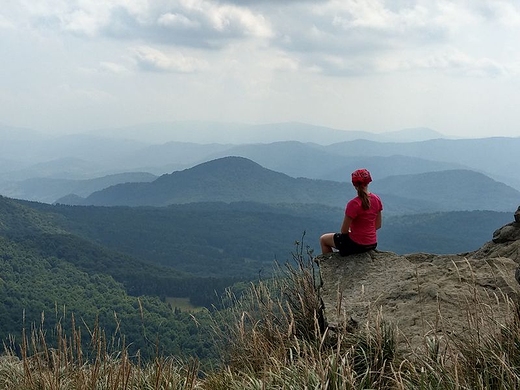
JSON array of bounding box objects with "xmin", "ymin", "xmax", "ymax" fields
[{"xmin": 1, "ymin": 0, "xmax": 519, "ymax": 138}]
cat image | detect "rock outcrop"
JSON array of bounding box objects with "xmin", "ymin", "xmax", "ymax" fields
[
  {"xmin": 315, "ymin": 208, "xmax": 520, "ymax": 354},
  {"xmin": 470, "ymin": 213, "xmax": 520, "ymax": 263}
]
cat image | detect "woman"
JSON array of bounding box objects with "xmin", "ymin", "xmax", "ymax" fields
[{"xmin": 320, "ymin": 168, "xmax": 383, "ymax": 256}]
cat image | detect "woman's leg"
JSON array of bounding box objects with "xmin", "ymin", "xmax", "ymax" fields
[{"xmin": 320, "ymin": 233, "xmax": 336, "ymax": 254}]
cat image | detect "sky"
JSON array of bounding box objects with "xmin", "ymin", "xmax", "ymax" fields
[{"xmin": 1, "ymin": 0, "xmax": 520, "ymax": 139}]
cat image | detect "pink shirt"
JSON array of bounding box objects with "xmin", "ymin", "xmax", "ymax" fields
[{"xmin": 345, "ymin": 193, "xmax": 383, "ymax": 245}]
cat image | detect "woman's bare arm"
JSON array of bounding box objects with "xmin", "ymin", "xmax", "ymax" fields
[{"xmin": 340, "ymin": 215, "xmax": 353, "ymax": 234}]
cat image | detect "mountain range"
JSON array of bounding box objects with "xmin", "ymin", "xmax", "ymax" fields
[
  {"xmin": 58, "ymin": 156, "xmax": 520, "ymax": 214},
  {"xmin": 2, "ymin": 122, "xmax": 520, "ymax": 206},
  {"xmin": 88, "ymin": 121, "xmax": 447, "ymax": 144}
]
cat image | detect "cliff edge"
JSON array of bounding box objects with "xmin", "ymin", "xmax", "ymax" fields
[{"xmin": 315, "ymin": 206, "xmax": 520, "ymax": 353}]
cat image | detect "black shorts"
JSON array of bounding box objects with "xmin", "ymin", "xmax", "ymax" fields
[{"xmin": 333, "ymin": 233, "xmax": 377, "ymax": 257}]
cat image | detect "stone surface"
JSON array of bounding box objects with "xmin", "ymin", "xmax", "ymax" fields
[
  {"xmin": 492, "ymin": 223, "xmax": 520, "ymax": 244},
  {"xmin": 316, "ymin": 211, "xmax": 520, "ymax": 354},
  {"xmin": 470, "ymin": 221, "xmax": 520, "ymax": 262}
]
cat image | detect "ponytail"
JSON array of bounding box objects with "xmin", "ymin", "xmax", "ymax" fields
[{"xmin": 356, "ymin": 186, "xmax": 370, "ymax": 210}]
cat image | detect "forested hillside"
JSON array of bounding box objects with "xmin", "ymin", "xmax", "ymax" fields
[
  {"xmin": 25, "ymin": 200, "xmax": 514, "ymax": 277},
  {"xmin": 0, "ymin": 196, "xmax": 220, "ymax": 360}
]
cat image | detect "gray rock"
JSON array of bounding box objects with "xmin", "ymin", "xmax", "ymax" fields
[
  {"xmin": 316, "ymin": 223, "xmax": 520, "ymax": 354},
  {"xmin": 515, "ymin": 205, "xmax": 520, "ymax": 223},
  {"xmin": 492, "ymin": 223, "xmax": 520, "ymax": 243}
]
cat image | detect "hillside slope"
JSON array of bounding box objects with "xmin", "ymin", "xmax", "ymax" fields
[
  {"xmin": 25, "ymin": 200, "xmax": 514, "ymax": 278},
  {"xmin": 0, "ymin": 196, "xmax": 215, "ymax": 359},
  {"xmin": 63, "ymin": 156, "xmax": 352, "ymax": 207}
]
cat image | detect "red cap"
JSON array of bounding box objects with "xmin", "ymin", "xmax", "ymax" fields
[{"xmin": 351, "ymin": 169, "xmax": 372, "ymax": 186}]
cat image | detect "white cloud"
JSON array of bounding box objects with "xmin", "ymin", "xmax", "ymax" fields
[
  {"xmin": 50, "ymin": 83, "xmax": 115, "ymax": 103},
  {"xmin": 131, "ymin": 46, "xmax": 207, "ymax": 73},
  {"xmin": 0, "ymin": 14, "xmax": 15, "ymax": 29},
  {"xmin": 157, "ymin": 12, "xmax": 200, "ymax": 29},
  {"xmin": 406, "ymin": 49, "xmax": 507, "ymax": 77},
  {"xmin": 14, "ymin": 0, "xmax": 272, "ymax": 47},
  {"xmin": 472, "ymin": 1, "xmax": 520, "ymax": 27},
  {"xmin": 98, "ymin": 61, "xmax": 130, "ymax": 74}
]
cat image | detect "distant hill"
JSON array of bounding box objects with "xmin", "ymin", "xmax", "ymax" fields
[
  {"xmin": 0, "ymin": 172, "xmax": 157, "ymax": 203},
  {"xmin": 58, "ymin": 157, "xmax": 520, "ymax": 214},
  {"xmin": 2, "ymin": 124, "xmax": 518, "ymax": 201},
  {"xmin": 325, "ymin": 137, "xmax": 520, "ymax": 190},
  {"xmin": 0, "ymin": 133, "xmax": 146, "ymax": 165},
  {"xmin": 89, "ymin": 121, "xmax": 446, "ymax": 144},
  {"xmin": 0, "ymin": 123, "xmax": 43, "ymax": 141},
  {"xmin": 371, "ymin": 170, "xmax": 520, "ymax": 212},
  {"xmin": 112, "ymin": 141, "xmax": 234, "ymax": 174},
  {"xmin": 378, "ymin": 127, "xmax": 446, "ymax": 142},
  {"xmin": 0, "ymin": 157, "xmax": 106, "ymax": 182},
  {"xmin": 203, "ymin": 142, "xmax": 467, "ymax": 180},
  {"xmin": 58, "ymin": 157, "xmax": 440, "ymax": 214},
  {"xmin": 60, "ymin": 156, "xmax": 353, "ymax": 208}
]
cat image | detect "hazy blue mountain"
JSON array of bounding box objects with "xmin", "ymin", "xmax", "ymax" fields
[
  {"xmin": 203, "ymin": 141, "xmax": 467, "ymax": 180},
  {"xmin": 56, "ymin": 157, "xmax": 519, "ymax": 214},
  {"xmin": 112, "ymin": 141, "xmax": 235, "ymax": 174},
  {"xmin": 88, "ymin": 121, "xmax": 446, "ymax": 144},
  {"xmin": 322, "ymin": 155, "xmax": 467, "ymax": 182},
  {"xmin": 0, "ymin": 133, "xmax": 154, "ymax": 182},
  {"xmin": 371, "ymin": 170, "xmax": 520, "ymax": 212},
  {"xmin": 56, "ymin": 193, "xmax": 85, "ymax": 205},
  {"xmin": 0, "ymin": 123, "xmax": 44, "ymax": 141},
  {"xmin": 59, "ymin": 156, "xmax": 438, "ymax": 213},
  {"xmin": 0, "ymin": 133, "xmax": 147, "ymax": 166},
  {"xmin": 0, "ymin": 157, "xmax": 32, "ymax": 176},
  {"xmin": 2, "ymin": 124, "xmax": 517, "ymax": 196},
  {"xmin": 0, "ymin": 172, "xmax": 157, "ymax": 203},
  {"xmin": 0, "ymin": 157, "xmax": 107, "ymax": 182},
  {"xmin": 325, "ymin": 137, "xmax": 520, "ymax": 190},
  {"xmin": 63, "ymin": 156, "xmax": 352, "ymax": 208},
  {"xmin": 379, "ymin": 127, "xmax": 447, "ymax": 142},
  {"xmin": 202, "ymin": 141, "xmax": 336, "ymax": 178}
]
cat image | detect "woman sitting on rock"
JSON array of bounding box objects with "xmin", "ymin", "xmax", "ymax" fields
[{"xmin": 320, "ymin": 169, "xmax": 383, "ymax": 256}]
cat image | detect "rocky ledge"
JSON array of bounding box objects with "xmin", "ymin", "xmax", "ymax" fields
[{"xmin": 315, "ymin": 207, "xmax": 520, "ymax": 353}]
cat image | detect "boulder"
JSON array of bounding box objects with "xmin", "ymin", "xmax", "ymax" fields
[
  {"xmin": 315, "ymin": 207, "xmax": 520, "ymax": 354},
  {"xmin": 470, "ymin": 219, "xmax": 520, "ymax": 263}
]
